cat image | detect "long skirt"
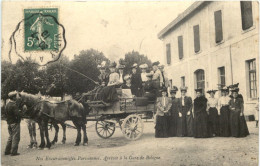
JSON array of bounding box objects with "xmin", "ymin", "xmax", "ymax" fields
[
  {"xmin": 176, "ymin": 113, "xmax": 193, "ymax": 137},
  {"xmin": 167, "ymin": 111, "xmax": 178, "ymax": 137},
  {"xmin": 98, "ymin": 85, "xmax": 118, "ymax": 103},
  {"xmin": 194, "ymin": 111, "xmax": 209, "ymax": 138},
  {"xmin": 155, "ymin": 115, "xmax": 168, "ymax": 138},
  {"xmin": 230, "ymin": 110, "xmax": 250, "ymax": 137},
  {"xmin": 208, "ymin": 107, "xmax": 219, "ymax": 136},
  {"xmin": 219, "ymin": 106, "xmax": 230, "ymax": 137}
]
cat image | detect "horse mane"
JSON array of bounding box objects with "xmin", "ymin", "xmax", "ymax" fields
[{"xmin": 20, "ymin": 92, "xmax": 41, "ymax": 104}]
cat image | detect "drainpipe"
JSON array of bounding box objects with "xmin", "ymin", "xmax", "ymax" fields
[{"xmin": 229, "ymin": 45, "xmax": 233, "ymax": 85}]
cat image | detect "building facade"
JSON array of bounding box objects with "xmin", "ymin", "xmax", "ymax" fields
[{"xmin": 158, "ymin": 1, "xmax": 259, "ymax": 115}]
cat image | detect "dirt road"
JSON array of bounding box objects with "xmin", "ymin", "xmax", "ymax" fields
[{"xmin": 1, "ymin": 120, "xmax": 258, "ymax": 166}]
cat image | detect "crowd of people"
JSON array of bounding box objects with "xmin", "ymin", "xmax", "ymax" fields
[
  {"xmin": 3, "ymin": 61, "xmax": 252, "ymax": 157},
  {"xmin": 95, "ymin": 61, "xmax": 250, "ymax": 139},
  {"xmin": 155, "ymin": 84, "xmax": 250, "ymax": 139}
]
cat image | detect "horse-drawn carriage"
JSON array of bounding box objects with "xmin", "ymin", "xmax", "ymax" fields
[{"xmin": 84, "ymin": 88, "xmax": 156, "ymax": 140}]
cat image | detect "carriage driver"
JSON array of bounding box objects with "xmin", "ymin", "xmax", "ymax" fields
[{"xmin": 4, "ymin": 91, "xmax": 22, "ymax": 156}]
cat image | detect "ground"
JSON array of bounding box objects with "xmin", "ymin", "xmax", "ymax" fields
[{"xmin": 1, "ymin": 120, "xmax": 258, "ymax": 166}]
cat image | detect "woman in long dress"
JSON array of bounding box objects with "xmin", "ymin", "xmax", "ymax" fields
[
  {"xmin": 218, "ymin": 87, "xmax": 231, "ymax": 137},
  {"xmin": 229, "ymin": 87, "xmax": 249, "ymax": 137},
  {"xmin": 193, "ymin": 88, "xmax": 209, "ymax": 138},
  {"xmin": 207, "ymin": 90, "xmax": 219, "ymax": 137},
  {"xmin": 167, "ymin": 86, "xmax": 180, "ymax": 137},
  {"xmin": 155, "ymin": 88, "xmax": 172, "ymax": 138}
]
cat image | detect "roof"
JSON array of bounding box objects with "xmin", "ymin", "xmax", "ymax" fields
[{"xmin": 157, "ymin": 1, "xmax": 210, "ymax": 39}]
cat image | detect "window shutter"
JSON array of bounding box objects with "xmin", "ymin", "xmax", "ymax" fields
[
  {"xmin": 193, "ymin": 25, "xmax": 200, "ymax": 53},
  {"xmin": 241, "ymin": 1, "xmax": 253, "ymax": 30},
  {"xmin": 166, "ymin": 43, "xmax": 171, "ymax": 64},
  {"xmin": 178, "ymin": 36, "xmax": 184, "ymax": 59},
  {"xmin": 214, "ymin": 10, "xmax": 223, "ymax": 43}
]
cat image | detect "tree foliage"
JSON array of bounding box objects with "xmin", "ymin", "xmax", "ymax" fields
[{"xmin": 120, "ymin": 50, "xmax": 152, "ymax": 74}]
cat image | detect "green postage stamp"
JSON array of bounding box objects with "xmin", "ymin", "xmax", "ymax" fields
[{"xmin": 24, "ymin": 8, "xmax": 59, "ymax": 52}]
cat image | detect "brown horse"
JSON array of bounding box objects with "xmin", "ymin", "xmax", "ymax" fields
[{"xmin": 14, "ymin": 91, "xmax": 88, "ymax": 149}]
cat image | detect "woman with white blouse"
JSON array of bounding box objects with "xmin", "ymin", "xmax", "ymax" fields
[
  {"xmin": 218, "ymin": 87, "xmax": 231, "ymax": 137},
  {"xmin": 207, "ymin": 90, "xmax": 219, "ymax": 137}
]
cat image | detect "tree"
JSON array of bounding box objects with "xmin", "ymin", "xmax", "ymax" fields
[
  {"xmin": 119, "ymin": 50, "xmax": 152, "ymax": 74},
  {"xmin": 45, "ymin": 56, "xmax": 70, "ymax": 98},
  {"xmin": 66, "ymin": 49, "xmax": 109, "ymax": 96},
  {"xmin": 1, "ymin": 59, "xmax": 40, "ymax": 100}
]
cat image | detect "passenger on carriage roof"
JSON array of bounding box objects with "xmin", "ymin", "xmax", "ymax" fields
[
  {"xmin": 118, "ymin": 64, "xmax": 126, "ymax": 84},
  {"xmin": 143, "ymin": 73, "xmax": 156, "ymax": 101},
  {"xmin": 130, "ymin": 63, "xmax": 142, "ymax": 97},
  {"xmin": 121, "ymin": 74, "xmax": 134, "ymax": 94},
  {"xmin": 107, "ymin": 62, "xmax": 120, "ymax": 86},
  {"xmin": 98, "ymin": 65, "xmax": 109, "ymax": 86}
]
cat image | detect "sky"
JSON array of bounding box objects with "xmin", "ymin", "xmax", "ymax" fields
[{"xmin": 2, "ymin": 1, "xmax": 193, "ymax": 64}]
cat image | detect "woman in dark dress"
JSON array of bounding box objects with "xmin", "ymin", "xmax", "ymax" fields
[
  {"xmin": 218, "ymin": 86, "xmax": 231, "ymax": 137},
  {"xmin": 167, "ymin": 86, "xmax": 180, "ymax": 137},
  {"xmin": 207, "ymin": 90, "xmax": 219, "ymax": 137},
  {"xmin": 155, "ymin": 88, "xmax": 172, "ymax": 138},
  {"xmin": 193, "ymin": 88, "xmax": 209, "ymax": 138},
  {"xmin": 229, "ymin": 87, "xmax": 249, "ymax": 137}
]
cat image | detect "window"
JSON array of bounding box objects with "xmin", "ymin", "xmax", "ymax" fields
[
  {"xmin": 195, "ymin": 69, "xmax": 205, "ymax": 93},
  {"xmin": 181, "ymin": 76, "xmax": 185, "ymax": 87},
  {"xmin": 240, "ymin": 1, "xmax": 253, "ymax": 30},
  {"xmin": 218, "ymin": 67, "xmax": 225, "ymax": 88},
  {"xmin": 193, "ymin": 25, "xmax": 200, "ymax": 53},
  {"xmin": 178, "ymin": 36, "xmax": 184, "ymax": 59},
  {"xmin": 248, "ymin": 59, "xmax": 257, "ymax": 98},
  {"xmin": 166, "ymin": 43, "xmax": 171, "ymax": 64},
  {"xmin": 214, "ymin": 10, "xmax": 223, "ymax": 43}
]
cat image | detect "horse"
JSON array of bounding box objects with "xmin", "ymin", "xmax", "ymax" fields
[{"xmin": 14, "ymin": 91, "xmax": 89, "ymax": 149}]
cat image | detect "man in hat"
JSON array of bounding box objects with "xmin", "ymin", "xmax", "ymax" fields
[
  {"xmin": 4, "ymin": 91, "xmax": 22, "ymax": 156},
  {"xmin": 206, "ymin": 89, "xmax": 219, "ymax": 137},
  {"xmin": 155, "ymin": 87, "xmax": 172, "ymax": 138},
  {"xmin": 193, "ymin": 88, "xmax": 209, "ymax": 138},
  {"xmin": 152, "ymin": 61, "xmax": 163, "ymax": 97},
  {"xmin": 143, "ymin": 73, "xmax": 156, "ymax": 101},
  {"xmin": 177, "ymin": 86, "xmax": 193, "ymax": 137},
  {"xmin": 121, "ymin": 74, "xmax": 133, "ymax": 92},
  {"xmin": 118, "ymin": 64, "xmax": 126, "ymax": 84},
  {"xmin": 131, "ymin": 63, "xmax": 142, "ymax": 97},
  {"xmin": 168, "ymin": 86, "xmax": 180, "ymax": 137}
]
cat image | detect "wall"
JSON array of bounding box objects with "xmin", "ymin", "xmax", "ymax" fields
[{"xmin": 161, "ymin": 1, "xmax": 259, "ymax": 115}]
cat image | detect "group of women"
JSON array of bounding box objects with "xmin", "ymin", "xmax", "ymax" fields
[
  {"xmin": 155, "ymin": 84, "xmax": 250, "ymax": 138},
  {"xmin": 96, "ymin": 61, "xmax": 164, "ymax": 102}
]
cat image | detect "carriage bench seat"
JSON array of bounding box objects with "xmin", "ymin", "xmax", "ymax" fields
[{"xmin": 86, "ymin": 100, "xmax": 111, "ymax": 108}]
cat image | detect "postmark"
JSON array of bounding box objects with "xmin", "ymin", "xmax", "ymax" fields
[{"xmin": 9, "ymin": 8, "xmax": 66, "ymax": 66}]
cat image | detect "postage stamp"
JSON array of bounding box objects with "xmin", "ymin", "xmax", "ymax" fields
[
  {"xmin": 9, "ymin": 7, "xmax": 66, "ymax": 66},
  {"xmin": 24, "ymin": 8, "xmax": 59, "ymax": 52}
]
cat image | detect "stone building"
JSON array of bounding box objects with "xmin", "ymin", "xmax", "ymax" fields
[{"xmin": 158, "ymin": 1, "xmax": 259, "ymax": 115}]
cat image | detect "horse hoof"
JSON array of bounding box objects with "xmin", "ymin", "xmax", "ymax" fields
[
  {"xmin": 83, "ymin": 143, "xmax": 88, "ymax": 146},
  {"xmin": 74, "ymin": 143, "xmax": 79, "ymax": 146},
  {"xmin": 37, "ymin": 147, "xmax": 44, "ymax": 150},
  {"xmin": 62, "ymin": 141, "xmax": 66, "ymax": 144},
  {"xmin": 44, "ymin": 148, "xmax": 50, "ymax": 150}
]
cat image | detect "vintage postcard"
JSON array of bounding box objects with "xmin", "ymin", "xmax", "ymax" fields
[{"xmin": 1, "ymin": 1, "xmax": 259, "ymax": 166}]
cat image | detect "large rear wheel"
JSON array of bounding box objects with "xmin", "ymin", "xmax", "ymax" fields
[
  {"xmin": 95, "ymin": 121, "xmax": 116, "ymax": 139},
  {"xmin": 121, "ymin": 114, "xmax": 144, "ymax": 140}
]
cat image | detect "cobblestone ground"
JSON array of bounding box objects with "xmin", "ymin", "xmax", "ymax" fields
[{"xmin": 1, "ymin": 120, "xmax": 258, "ymax": 166}]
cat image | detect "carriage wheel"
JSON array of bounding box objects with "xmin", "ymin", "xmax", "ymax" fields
[
  {"xmin": 95, "ymin": 121, "xmax": 116, "ymax": 139},
  {"xmin": 121, "ymin": 114, "xmax": 144, "ymax": 140}
]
